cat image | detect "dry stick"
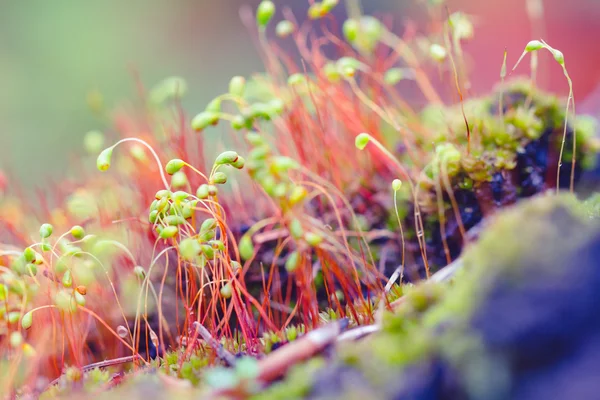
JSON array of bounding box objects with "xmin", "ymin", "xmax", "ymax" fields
[
  {"xmin": 192, "ymin": 321, "xmax": 237, "ymax": 367},
  {"xmin": 256, "ymin": 318, "xmax": 349, "ymax": 383},
  {"xmin": 45, "ymin": 355, "xmax": 143, "ymax": 390}
]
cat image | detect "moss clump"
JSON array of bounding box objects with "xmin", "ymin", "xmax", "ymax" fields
[{"xmin": 257, "ymin": 193, "xmax": 600, "ymax": 399}]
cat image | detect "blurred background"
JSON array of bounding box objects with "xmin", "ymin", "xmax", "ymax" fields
[{"xmin": 1, "ymin": 0, "xmax": 599, "ymax": 189}]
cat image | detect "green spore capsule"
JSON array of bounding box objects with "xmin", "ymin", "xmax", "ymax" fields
[
  {"xmin": 171, "ymin": 171, "xmax": 188, "ymax": 188},
  {"xmin": 525, "ymin": 40, "xmax": 543, "ymax": 52},
  {"xmin": 39, "ymin": 223, "xmax": 53, "ymax": 239},
  {"xmin": 276, "ymin": 20, "xmax": 295, "ymax": 38},
  {"xmin": 305, "ymin": 232, "xmax": 323, "ymax": 247},
  {"xmin": 191, "ymin": 111, "xmax": 219, "ymax": 132},
  {"xmin": 160, "ymin": 226, "xmax": 179, "ymax": 239},
  {"xmin": 355, "ymin": 133, "xmax": 371, "ymax": 150},
  {"xmin": 215, "ymin": 151, "xmax": 239, "ymax": 165},
  {"xmin": 179, "ymin": 238, "xmax": 201, "ymax": 262},
  {"xmin": 201, "ymin": 218, "xmax": 218, "ymax": 232},
  {"xmin": 21, "ymin": 312, "xmax": 33, "ymax": 330},
  {"xmin": 164, "ymin": 215, "xmax": 186, "ymax": 226},
  {"xmin": 220, "ymin": 282, "xmax": 233, "ymax": 299},
  {"xmin": 231, "ymin": 156, "xmax": 245, "ymax": 169},
  {"xmin": 343, "ymin": 19, "xmax": 359, "ymax": 42},
  {"xmin": 62, "ymin": 270, "xmax": 73, "ymax": 288},
  {"xmin": 70, "ymin": 225, "xmax": 85, "ymax": 240},
  {"xmin": 205, "ymin": 98, "xmax": 222, "ymax": 113},
  {"xmin": 285, "ymin": 251, "xmax": 300, "ymax": 272},
  {"xmin": 229, "ymin": 76, "xmax": 246, "ymax": 97},
  {"xmin": 211, "ymin": 172, "xmax": 228, "ymax": 184},
  {"xmin": 166, "ymin": 159, "xmax": 185, "ymax": 175},
  {"xmin": 96, "ymin": 147, "xmax": 114, "ymax": 171},
  {"xmin": 23, "ymin": 247, "xmax": 36, "ymax": 263},
  {"xmin": 231, "ymin": 115, "xmax": 247, "ymax": 131},
  {"xmin": 239, "ymin": 235, "xmax": 254, "ymax": 260},
  {"xmin": 256, "ymin": 1, "xmax": 275, "ymax": 27},
  {"xmin": 196, "ymin": 184, "xmax": 210, "ymax": 199}
]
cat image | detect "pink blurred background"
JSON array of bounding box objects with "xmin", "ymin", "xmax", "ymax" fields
[{"xmin": 0, "ymin": 0, "xmax": 598, "ymax": 187}]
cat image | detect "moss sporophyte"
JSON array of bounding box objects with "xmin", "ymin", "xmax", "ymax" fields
[{"xmin": 0, "ymin": 0, "xmax": 598, "ymax": 398}]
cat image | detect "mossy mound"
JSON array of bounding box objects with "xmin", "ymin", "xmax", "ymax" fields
[{"xmin": 257, "ymin": 193, "xmax": 600, "ymax": 399}]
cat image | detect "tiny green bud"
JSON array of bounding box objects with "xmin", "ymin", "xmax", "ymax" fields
[
  {"xmin": 160, "ymin": 226, "xmax": 179, "ymax": 239},
  {"xmin": 231, "ymin": 156, "xmax": 245, "ymax": 169},
  {"xmin": 196, "ymin": 185, "xmax": 209, "ymax": 199},
  {"xmin": 39, "ymin": 223, "xmax": 53, "ymax": 239},
  {"xmin": 256, "ymin": 1, "xmax": 275, "ymax": 27},
  {"xmin": 273, "ymin": 183, "xmax": 287, "ymax": 198},
  {"xmin": 23, "ymin": 247, "xmax": 36, "ymax": 263},
  {"xmin": 211, "ymin": 172, "xmax": 228, "ymax": 184},
  {"xmin": 8, "ymin": 312, "xmax": 21, "ymax": 324},
  {"xmin": 209, "ymin": 240, "xmax": 225, "ymax": 251},
  {"xmin": 171, "ymin": 171, "xmax": 188, "ymax": 188},
  {"xmin": 276, "ymin": 20, "xmax": 295, "ymax": 38},
  {"xmin": 239, "ymin": 235, "xmax": 254, "ymax": 260},
  {"xmin": 355, "ymin": 133, "xmax": 371, "ymax": 150},
  {"xmin": 201, "ymin": 218, "xmax": 218, "ymax": 232},
  {"xmin": 231, "ymin": 260, "xmax": 242, "ymax": 273},
  {"xmin": 164, "ymin": 215, "xmax": 186, "ymax": 226},
  {"xmin": 308, "ymin": 3, "xmax": 324, "ymax": 19},
  {"xmin": 173, "ymin": 191, "xmax": 189, "ymax": 202},
  {"xmin": 552, "ymin": 49, "xmax": 564, "ymax": 65},
  {"xmin": 207, "ymin": 185, "xmax": 218, "ymax": 196},
  {"xmin": 10, "ymin": 332, "xmax": 23, "ymax": 348},
  {"xmin": 166, "ymin": 159, "xmax": 185, "ymax": 175},
  {"xmin": 96, "ymin": 147, "xmax": 114, "ymax": 171},
  {"xmin": 155, "ymin": 189, "xmax": 171, "ymax": 200},
  {"xmin": 323, "ymin": 62, "xmax": 341, "ymax": 82},
  {"xmin": 201, "ymin": 244, "xmax": 215, "ymax": 259},
  {"xmin": 83, "ymin": 130, "xmax": 105, "ymax": 155},
  {"xmin": 305, "ymin": 232, "xmax": 323, "ymax": 247},
  {"xmin": 199, "ymin": 230, "xmax": 214, "ymax": 242},
  {"xmin": 289, "ymin": 218, "xmax": 304, "ymax": 239},
  {"xmin": 271, "ymin": 156, "xmax": 299, "ymax": 172},
  {"xmin": 21, "ymin": 311, "xmax": 33, "ymax": 330},
  {"xmin": 246, "ymin": 132, "xmax": 266, "ymax": 146},
  {"xmin": 392, "ymin": 179, "xmax": 403, "ymax": 191},
  {"xmin": 343, "ymin": 19, "xmax": 359, "ymax": 42},
  {"xmin": 41, "ymin": 242, "xmax": 51, "ymax": 252},
  {"xmin": 157, "ymin": 197, "xmax": 169, "ymax": 212},
  {"xmin": 287, "ymin": 73, "xmax": 306, "ymax": 86},
  {"xmin": 525, "ymin": 40, "xmax": 543, "ymax": 52},
  {"xmin": 229, "ymin": 76, "xmax": 246, "ymax": 97},
  {"xmin": 231, "ymin": 115, "xmax": 247, "ymax": 131},
  {"xmin": 267, "ymin": 99, "xmax": 285, "ymax": 115},
  {"xmin": 191, "ymin": 111, "xmax": 219, "ymax": 132},
  {"xmin": 285, "ymin": 251, "xmax": 300, "ymax": 272},
  {"xmin": 133, "ymin": 266, "xmax": 146, "ymax": 280},
  {"xmin": 205, "ymin": 97, "xmax": 222, "ymax": 113},
  {"xmin": 62, "ymin": 270, "xmax": 73, "ymax": 288},
  {"xmin": 74, "ymin": 291, "xmax": 86, "ymax": 307},
  {"xmin": 289, "ymin": 185, "xmax": 308, "ymax": 206},
  {"xmin": 322, "ymin": 0, "xmax": 339, "ymax": 11},
  {"xmin": 55, "ymin": 290, "xmax": 77, "ymax": 313},
  {"xmin": 220, "ymin": 282, "xmax": 233, "ymax": 299},
  {"xmin": 22, "ymin": 343, "xmax": 36, "ymax": 358},
  {"xmin": 70, "ymin": 225, "xmax": 85, "ymax": 240},
  {"xmin": 215, "ymin": 151, "xmax": 239, "ymax": 165},
  {"xmin": 26, "ymin": 264, "xmax": 38, "ymax": 276},
  {"xmin": 384, "ymin": 68, "xmax": 405, "ymax": 85},
  {"xmin": 429, "ymin": 44, "xmax": 447, "ymax": 62},
  {"xmin": 182, "ymin": 204, "xmax": 193, "ymax": 219}
]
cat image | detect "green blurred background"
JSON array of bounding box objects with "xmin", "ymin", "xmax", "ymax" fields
[{"xmin": 1, "ymin": 0, "xmax": 599, "ymax": 189}]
